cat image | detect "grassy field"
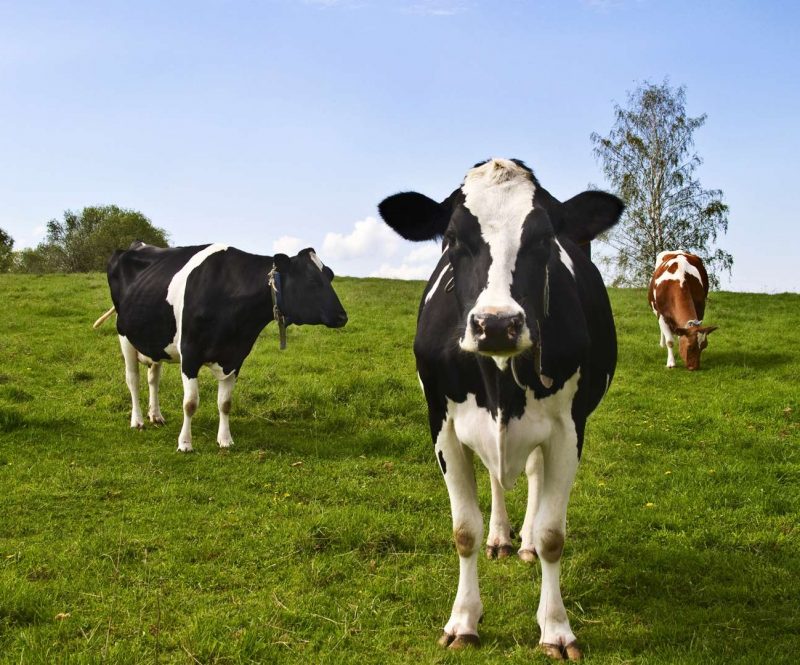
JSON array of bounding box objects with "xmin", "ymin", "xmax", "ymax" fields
[{"xmin": 0, "ymin": 272, "xmax": 798, "ymax": 664}]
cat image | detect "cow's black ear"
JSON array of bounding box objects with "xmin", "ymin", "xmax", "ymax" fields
[
  {"xmin": 273, "ymin": 253, "xmax": 291, "ymax": 273},
  {"xmin": 378, "ymin": 192, "xmax": 449, "ymax": 241},
  {"xmin": 560, "ymin": 191, "xmax": 625, "ymax": 245}
]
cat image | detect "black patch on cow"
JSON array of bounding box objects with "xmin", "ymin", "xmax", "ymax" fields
[{"xmin": 438, "ymin": 450, "xmax": 447, "ymax": 475}]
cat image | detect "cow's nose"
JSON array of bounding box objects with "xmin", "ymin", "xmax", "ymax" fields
[{"xmin": 470, "ymin": 312, "xmax": 525, "ymax": 350}]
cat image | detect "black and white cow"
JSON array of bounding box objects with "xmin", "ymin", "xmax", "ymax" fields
[
  {"xmin": 97, "ymin": 242, "xmax": 347, "ymax": 451},
  {"xmin": 379, "ymin": 159, "xmax": 623, "ymax": 660}
]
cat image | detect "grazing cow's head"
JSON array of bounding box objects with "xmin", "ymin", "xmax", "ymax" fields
[
  {"xmin": 379, "ymin": 158, "xmax": 623, "ymax": 363},
  {"xmin": 675, "ymin": 322, "xmax": 718, "ymax": 370},
  {"xmin": 273, "ymin": 248, "xmax": 348, "ymax": 328}
]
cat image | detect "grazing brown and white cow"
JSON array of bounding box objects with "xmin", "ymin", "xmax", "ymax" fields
[{"xmin": 648, "ymin": 250, "xmax": 717, "ymax": 370}]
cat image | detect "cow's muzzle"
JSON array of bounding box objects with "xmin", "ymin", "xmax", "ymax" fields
[{"xmin": 469, "ymin": 311, "xmax": 526, "ymax": 354}]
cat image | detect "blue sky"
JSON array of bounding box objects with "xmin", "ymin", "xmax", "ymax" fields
[{"xmin": 1, "ymin": 0, "xmax": 798, "ymax": 291}]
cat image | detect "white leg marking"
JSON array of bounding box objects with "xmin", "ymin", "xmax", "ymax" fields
[
  {"xmin": 216, "ymin": 373, "xmax": 236, "ymax": 448},
  {"xmin": 147, "ymin": 363, "xmax": 165, "ymax": 424},
  {"xmin": 437, "ymin": 420, "xmax": 483, "ymax": 641},
  {"xmin": 658, "ymin": 315, "xmax": 676, "ymax": 367},
  {"xmin": 519, "ymin": 446, "xmax": 543, "ymax": 560},
  {"xmin": 119, "ymin": 335, "xmax": 144, "ymax": 429},
  {"xmin": 486, "ymin": 475, "xmax": 513, "ymax": 557},
  {"xmin": 535, "ymin": 424, "xmax": 580, "ymax": 649},
  {"xmin": 178, "ymin": 373, "xmax": 199, "ymax": 452}
]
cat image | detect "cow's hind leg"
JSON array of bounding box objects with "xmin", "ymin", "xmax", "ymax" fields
[
  {"xmin": 177, "ymin": 369, "xmax": 199, "ymax": 453},
  {"xmin": 519, "ymin": 446, "xmax": 543, "ymax": 562},
  {"xmin": 119, "ymin": 335, "xmax": 144, "ymax": 429},
  {"xmin": 212, "ymin": 366, "xmax": 237, "ymax": 448},
  {"xmin": 535, "ymin": 424, "xmax": 582, "ymax": 661},
  {"xmin": 147, "ymin": 362, "xmax": 166, "ymax": 424},
  {"xmin": 486, "ymin": 475, "xmax": 514, "ymax": 559},
  {"xmin": 437, "ymin": 420, "xmax": 483, "ymax": 649}
]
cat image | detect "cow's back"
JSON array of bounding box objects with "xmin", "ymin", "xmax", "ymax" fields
[
  {"xmin": 109, "ymin": 244, "xmax": 210, "ymax": 361},
  {"xmin": 648, "ymin": 251, "xmax": 708, "ymax": 326}
]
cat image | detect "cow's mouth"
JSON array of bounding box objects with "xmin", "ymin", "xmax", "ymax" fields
[{"xmin": 463, "ymin": 311, "xmax": 533, "ymax": 357}]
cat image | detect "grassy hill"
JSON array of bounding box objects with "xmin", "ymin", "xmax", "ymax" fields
[{"xmin": 0, "ymin": 273, "xmax": 798, "ymax": 664}]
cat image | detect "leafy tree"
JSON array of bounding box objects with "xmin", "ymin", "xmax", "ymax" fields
[
  {"xmin": 591, "ymin": 80, "xmax": 732, "ymax": 288},
  {"xmin": 22, "ymin": 205, "xmax": 168, "ymax": 273},
  {"xmin": 0, "ymin": 228, "xmax": 13, "ymax": 272}
]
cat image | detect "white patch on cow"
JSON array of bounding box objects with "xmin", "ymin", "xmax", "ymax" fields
[
  {"xmin": 604, "ymin": 373, "xmax": 611, "ymax": 396},
  {"xmin": 416, "ymin": 372, "xmax": 425, "ymax": 393},
  {"xmin": 460, "ymin": 159, "xmax": 535, "ymax": 353},
  {"xmin": 654, "ymin": 252, "xmax": 702, "ymax": 288},
  {"xmin": 424, "ymin": 260, "xmax": 451, "ymax": 305},
  {"xmin": 309, "ymin": 251, "xmax": 324, "ymax": 271},
  {"xmin": 555, "ymin": 238, "xmax": 575, "ymax": 278},
  {"xmin": 166, "ymin": 244, "xmax": 229, "ymax": 354},
  {"xmin": 448, "ymin": 371, "xmax": 580, "ymax": 491}
]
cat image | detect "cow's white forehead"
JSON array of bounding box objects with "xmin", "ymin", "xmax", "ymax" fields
[{"xmin": 461, "ymin": 158, "xmax": 536, "ymax": 315}]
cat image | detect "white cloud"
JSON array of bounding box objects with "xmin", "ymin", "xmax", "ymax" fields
[
  {"xmin": 404, "ymin": 242, "xmax": 444, "ymax": 264},
  {"xmin": 32, "ymin": 225, "xmax": 46, "ymax": 238},
  {"xmin": 371, "ymin": 262, "xmax": 433, "ymax": 280},
  {"xmin": 322, "ymin": 216, "xmax": 400, "ymax": 260},
  {"xmin": 370, "ymin": 240, "xmax": 443, "ymax": 280},
  {"xmin": 272, "ymin": 235, "xmax": 304, "ymax": 256}
]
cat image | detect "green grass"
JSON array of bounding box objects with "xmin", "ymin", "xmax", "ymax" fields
[{"xmin": 0, "ymin": 272, "xmax": 798, "ymax": 664}]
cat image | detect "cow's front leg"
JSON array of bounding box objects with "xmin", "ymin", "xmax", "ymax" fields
[
  {"xmin": 486, "ymin": 475, "xmax": 514, "ymax": 559},
  {"xmin": 215, "ymin": 371, "xmax": 236, "ymax": 448},
  {"xmin": 177, "ymin": 371, "xmax": 199, "ymax": 452},
  {"xmin": 519, "ymin": 446, "xmax": 543, "ymax": 562},
  {"xmin": 535, "ymin": 425, "xmax": 581, "ymax": 661},
  {"xmin": 147, "ymin": 363, "xmax": 166, "ymax": 425},
  {"xmin": 119, "ymin": 335, "xmax": 144, "ymax": 429},
  {"xmin": 437, "ymin": 421, "xmax": 483, "ymax": 649},
  {"xmin": 658, "ymin": 316, "xmax": 676, "ymax": 368}
]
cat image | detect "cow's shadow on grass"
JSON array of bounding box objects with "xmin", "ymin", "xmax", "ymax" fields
[{"xmin": 705, "ymin": 350, "xmax": 791, "ymax": 370}]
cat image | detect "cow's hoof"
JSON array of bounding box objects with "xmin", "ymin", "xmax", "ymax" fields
[
  {"xmin": 149, "ymin": 415, "xmax": 166, "ymax": 425},
  {"xmin": 218, "ymin": 439, "xmax": 234, "ymax": 449},
  {"xmin": 486, "ymin": 544, "xmax": 514, "ymax": 560},
  {"xmin": 177, "ymin": 442, "xmax": 193, "ymax": 453},
  {"xmin": 540, "ymin": 641, "xmax": 582, "ymax": 661},
  {"xmin": 518, "ymin": 548, "xmax": 537, "ymax": 562},
  {"xmin": 438, "ymin": 632, "xmax": 480, "ymax": 649},
  {"xmin": 131, "ymin": 421, "xmax": 145, "ymax": 430}
]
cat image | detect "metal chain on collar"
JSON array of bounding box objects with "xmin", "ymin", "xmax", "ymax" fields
[{"xmin": 268, "ymin": 265, "xmax": 287, "ymax": 350}]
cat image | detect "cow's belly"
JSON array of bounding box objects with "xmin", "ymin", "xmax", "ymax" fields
[{"xmin": 449, "ymin": 372, "xmax": 580, "ymax": 490}]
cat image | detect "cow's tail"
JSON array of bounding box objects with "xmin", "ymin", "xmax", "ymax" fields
[{"xmin": 93, "ymin": 306, "xmax": 116, "ymax": 329}]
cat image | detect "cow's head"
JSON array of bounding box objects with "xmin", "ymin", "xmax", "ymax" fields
[
  {"xmin": 272, "ymin": 248, "xmax": 348, "ymax": 328},
  {"xmin": 674, "ymin": 322, "xmax": 717, "ymax": 370},
  {"xmin": 379, "ymin": 158, "xmax": 623, "ymax": 364}
]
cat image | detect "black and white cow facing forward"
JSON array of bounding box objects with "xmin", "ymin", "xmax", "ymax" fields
[
  {"xmin": 100, "ymin": 242, "xmax": 347, "ymax": 451},
  {"xmin": 379, "ymin": 159, "xmax": 623, "ymax": 660}
]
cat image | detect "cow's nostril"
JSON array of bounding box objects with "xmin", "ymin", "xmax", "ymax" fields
[
  {"xmin": 470, "ymin": 315, "xmax": 486, "ymax": 337},
  {"xmin": 507, "ymin": 314, "xmax": 524, "ymax": 337}
]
